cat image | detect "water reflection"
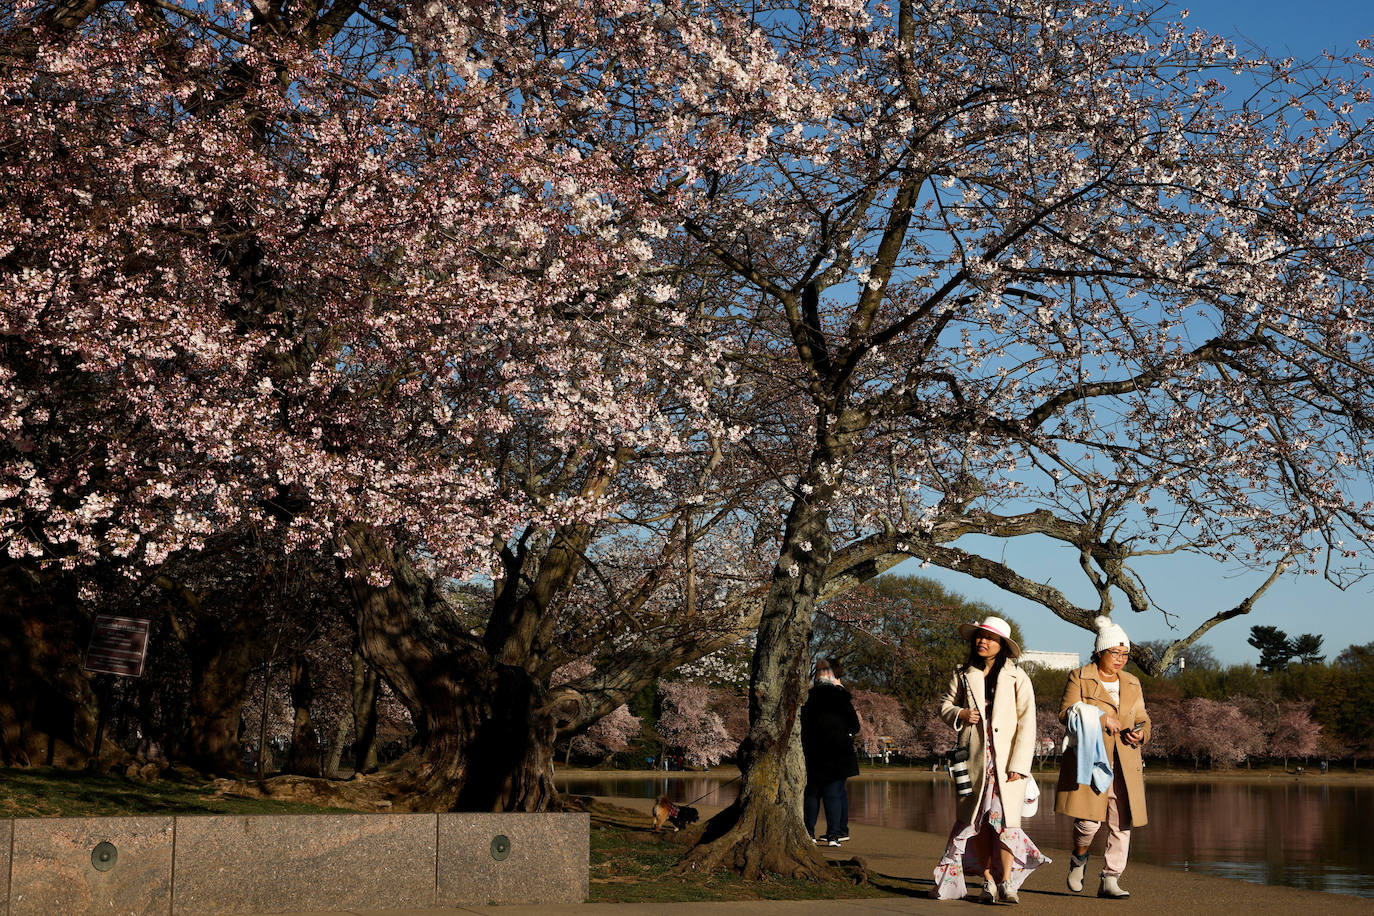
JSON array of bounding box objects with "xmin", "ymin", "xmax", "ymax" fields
[{"xmin": 557, "ymin": 772, "xmax": 1374, "ymax": 899}]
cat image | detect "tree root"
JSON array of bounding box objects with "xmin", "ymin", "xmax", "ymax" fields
[{"xmin": 670, "ymin": 803, "xmax": 835, "ymax": 881}]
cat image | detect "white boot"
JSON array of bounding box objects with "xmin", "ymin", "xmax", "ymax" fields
[
  {"xmin": 1067, "ymin": 853, "xmax": 1088, "ymax": 893},
  {"xmin": 1098, "ymin": 874, "xmax": 1130, "ymax": 898}
]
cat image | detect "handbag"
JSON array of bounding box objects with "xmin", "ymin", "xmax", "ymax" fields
[{"xmin": 1022, "ymin": 772, "xmax": 1041, "ymax": 818}]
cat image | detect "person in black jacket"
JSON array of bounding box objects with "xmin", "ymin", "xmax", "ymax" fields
[{"xmin": 801, "ymin": 657, "xmax": 861, "ymax": 846}]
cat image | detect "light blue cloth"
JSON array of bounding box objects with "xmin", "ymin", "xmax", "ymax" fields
[{"xmin": 1063, "ymin": 702, "xmax": 1113, "ymax": 793}]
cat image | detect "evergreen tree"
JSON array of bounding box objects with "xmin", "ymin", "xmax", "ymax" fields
[
  {"xmin": 1248, "ymin": 626, "xmax": 1295, "ymax": 673},
  {"xmin": 1291, "ymin": 633, "xmax": 1326, "ymax": 666}
]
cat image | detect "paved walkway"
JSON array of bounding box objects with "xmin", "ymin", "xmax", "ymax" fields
[{"xmin": 230, "ymin": 796, "xmax": 1374, "ymax": 916}]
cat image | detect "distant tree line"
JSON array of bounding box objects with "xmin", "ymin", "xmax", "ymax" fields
[{"xmin": 563, "ymin": 579, "xmax": 1374, "ymax": 773}]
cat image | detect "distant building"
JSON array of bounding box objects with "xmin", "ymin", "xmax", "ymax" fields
[{"xmin": 1019, "ymin": 649, "xmax": 1080, "ymax": 670}]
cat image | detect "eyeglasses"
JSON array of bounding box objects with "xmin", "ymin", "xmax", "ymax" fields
[{"xmin": 1103, "ymin": 649, "xmax": 1130, "ymax": 659}]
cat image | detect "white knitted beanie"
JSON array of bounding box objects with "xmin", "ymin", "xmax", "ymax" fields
[{"xmin": 1093, "ymin": 615, "xmax": 1130, "ymax": 654}]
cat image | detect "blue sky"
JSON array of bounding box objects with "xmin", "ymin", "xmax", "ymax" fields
[
  {"xmin": 1181, "ymin": 0, "xmax": 1373, "ymax": 59},
  {"xmin": 889, "ymin": 0, "xmax": 1374, "ymax": 669}
]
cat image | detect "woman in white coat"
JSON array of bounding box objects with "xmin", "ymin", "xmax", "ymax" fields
[{"xmin": 931, "ymin": 616, "xmax": 1050, "ymax": 904}]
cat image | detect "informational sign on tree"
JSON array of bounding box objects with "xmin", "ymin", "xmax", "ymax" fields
[{"xmin": 83, "ymin": 615, "xmax": 152, "ymax": 678}]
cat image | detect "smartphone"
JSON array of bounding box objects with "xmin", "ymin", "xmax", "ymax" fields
[{"xmin": 1133, "ymin": 722, "xmax": 1146, "ymax": 731}]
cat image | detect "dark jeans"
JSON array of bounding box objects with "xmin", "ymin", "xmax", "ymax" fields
[{"xmin": 804, "ymin": 778, "xmax": 849, "ymax": 838}]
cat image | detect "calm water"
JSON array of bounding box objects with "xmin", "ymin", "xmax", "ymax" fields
[{"xmin": 557, "ymin": 771, "xmax": 1374, "ymax": 899}]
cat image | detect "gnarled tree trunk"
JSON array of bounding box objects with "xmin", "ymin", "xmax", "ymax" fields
[
  {"xmin": 154, "ymin": 568, "xmax": 283, "ymax": 774},
  {"xmin": 322, "ymin": 714, "xmax": 351, "ymax": 778},
  {"xmin": 339, "ymin": 526, "xmax": 499, "ymax": 809}
]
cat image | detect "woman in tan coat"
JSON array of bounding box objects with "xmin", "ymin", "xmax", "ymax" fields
[
  {"xmin": 1055, "ymin": 616, "xmax": 1151, "ymax": 899},
  {"xmin": 931, "ymin": 616, "xmax": 1049, "ymax": 904}
]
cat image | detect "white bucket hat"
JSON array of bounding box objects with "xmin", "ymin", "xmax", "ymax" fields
[{"xmin": 957, "ymin": 615, "xmax": 1021, "ymax": 658}]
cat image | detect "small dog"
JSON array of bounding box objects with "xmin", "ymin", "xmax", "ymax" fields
[{"xmin": 651, "ymin": 795, "xmax": 700, "ymax": 832}]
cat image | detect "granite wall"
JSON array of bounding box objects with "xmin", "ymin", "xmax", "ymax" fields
[
  {"xmin": 8, "ymin": 817, "xmax": 174, "ymax": 916},
  {"xmin": 2, "ymin": 818, "xmax": 10, "ymax": 916},
  {"xmin": 172, "ymin": 813, "xmax": 437, "ymax": 915},
  {"xmin": 0, "ymin": 812, "xmax": 588, "ymax": 916},
  {"xmin": 438, "ymin": 812, "xmax": 590, "ymax": 906}
]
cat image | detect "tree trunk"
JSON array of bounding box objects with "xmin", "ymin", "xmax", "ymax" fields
[
  {"xmin": 339, "ymin": 526, "xmax": 498, "ymax": 809},
  {"xmin": 183, "ymin": 660, "xmax": 252, "ymax": 773},
  {"xmin": 350, "ymin": 647, "xmax": 380, "ymax": 774},
  {"xmin": 455, "ymin": 664, "xmax": 566, "ymax": 812},
  {"xmin": 337, "ymin": 500, "xmax": 769, "ymax": 811},
  {"xmin": 674, "ymin": 472, "xmax": 839, "ymax": 879},
  {"xmin": 339, "ymin": 523, "xmax": 601, "ymax": 811},
  {"xmin": 322, "ymin": 714, "xmax": 351, "ymax": 778},
  {"xmin": 286, "ymin": 654, "xmax": 322, "ymax": 777},
  {"xmin": 0, "ymin": 568, "xmax": 99, "ymax": 766},
  {"xmin": 161, "ymin": 574, "xmax": 273, "ymax": 774},
  {"xmin": 181, "ymin": 623, "xmax": 266, "ymax": 773}
]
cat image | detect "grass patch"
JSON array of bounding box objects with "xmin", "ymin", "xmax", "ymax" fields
[{"xmin": 0, "ymin": 767, "xmax": 351, "ymax": 817}]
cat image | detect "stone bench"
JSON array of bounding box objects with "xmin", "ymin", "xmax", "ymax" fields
[{"xmin": 1, "ymin": 812, "xmax": 588, "ymax": 916}]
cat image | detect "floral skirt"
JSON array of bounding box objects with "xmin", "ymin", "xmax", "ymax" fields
[{"xmin": 931, "ymin": 737, "xmax": 1049, "ymax": 899}]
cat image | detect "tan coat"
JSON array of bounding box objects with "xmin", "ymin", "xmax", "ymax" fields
[
  {"xmin": 1053, "ymin": 663, "xmax": 1151, "ymax": 826},
  {"xmin": 939, "ymin": 662, "xmax": 1037, "ymax": 829}
]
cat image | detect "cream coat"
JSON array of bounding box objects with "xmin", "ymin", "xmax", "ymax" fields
[
  {"xmin": 1053, "ymin": 663, "xmax": 1151, "ymax": 826},
  {"xmin": 938, "ymin": 662, "xmax": 1037, "ymax": 829}
]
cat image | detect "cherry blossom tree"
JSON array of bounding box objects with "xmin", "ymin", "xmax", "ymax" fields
[
  {"xmin": 849, "ymin": 688, "xmax": 912, "ymax": 759},
  {"xmin": 905, "ymin": 704, "xmax": 951, "ymax": 761},
  {"xmin": 1267, "ymin": 702, "xmax": 1323, "ymax": 768},
  {"xmin": 656, "ymin": 679, "xmax": 741, "ymax": 768},
  {"xmin": 666, "ymin": 0, "xmax": 1374, "ymax": 878},
  {"xmin": 1, "ymin": 0, "xmax": 789, "ymax": 806},
  {"xmin": 10, "ymin": 0, "xmax": 1374, "ymax": 880},
  {"xmin": 1164, "ymin": 697, "xmax": 1264, "ymax": 769},
  {"xmin": 1140, "ymin": 696, "xmax": 1181, "ymax": 761},
  {"xmin": 567, "ymin": 704, "xmax": 642, "ymax": 763},
  {"xmin": 1034, "ymin": 707, "xmax": 1062, "ymax": 767}
]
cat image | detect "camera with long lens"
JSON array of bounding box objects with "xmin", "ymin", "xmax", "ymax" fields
[{"xmin": 947, "ymin": 746, "xmax": 974, "ymax": 797}]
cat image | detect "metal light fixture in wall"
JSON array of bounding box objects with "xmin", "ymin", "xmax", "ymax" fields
[{"xmin": 91, "ymin": 841, "xmax": 118, "ymax": 872}]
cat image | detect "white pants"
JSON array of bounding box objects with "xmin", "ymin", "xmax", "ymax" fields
[{"xmin": 1072, "ymin": 763, "xmax": 1132, "ymax": 876}]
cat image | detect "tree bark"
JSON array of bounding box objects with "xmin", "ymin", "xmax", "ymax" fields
[
  {"xmin": 350, "ymin": 647, "xmax": 380, "ymax": 774},
  {"xmin": 180, "ymin": 617, "xmax": 266, "ymax": 773},
  {"xmin": 154, "ymin": 570, "xmax": 276, "ymax": 774},
  {"xmin": 286, "ymin": 653, "xmax": 322, "ymax": 777},
  {"xmin": 183, "ymin": 656, "xmax": 253, "ymax": 773},
  {"xmin": 454, "ymin": 663, "xmax": 570, "ymax": 812},
  {"xmin": 340, "ymin": 512, "xmax": 600, "ymax": 811},
  {"xmin": 339, "ymin": 526, "xmax": 497, "ymax": 809},
  {"xmin": 322, "ymin": 714, "xmax": 351, "ymax": 778}
]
